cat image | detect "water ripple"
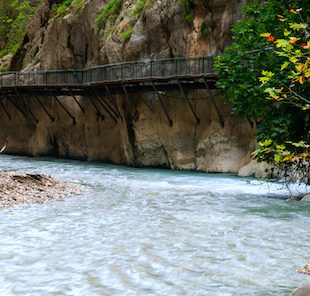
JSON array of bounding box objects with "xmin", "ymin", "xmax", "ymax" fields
[{"xmin": 0, "ymin": 155, "xmax": 309, "ymax": 295}]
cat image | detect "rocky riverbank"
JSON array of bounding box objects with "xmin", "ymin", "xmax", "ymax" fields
[{"xmin": 0, "ymin": 171, "xmax": 83, "ymax": 210}]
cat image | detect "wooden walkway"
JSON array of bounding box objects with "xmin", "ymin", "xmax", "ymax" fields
[{"xmin": 0, "ymin": 56, "xmax": 219, "ymax": 125}]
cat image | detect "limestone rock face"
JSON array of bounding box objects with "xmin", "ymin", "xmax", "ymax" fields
[
  {"xmin": 12, "ymin": 0, "xmax": 248, "ymax": 68},
  {"xmin": 0, "ymin": 91, "xmax": 255, "ymax": 172},
  {"xmin": 0, "ymin": 0, "xmax": 256, "ymax": 173}
]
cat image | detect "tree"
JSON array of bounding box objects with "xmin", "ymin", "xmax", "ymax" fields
[{"xmin": 215, "ymin": 0, "xmax": 309, "ymax": 183}]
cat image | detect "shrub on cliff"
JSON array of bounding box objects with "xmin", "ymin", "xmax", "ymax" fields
[
  {"xmin": 0, "ymin": 0, "xmax": 40, "ymax": 59},
  {"xmin": 96, "ymin": 0, "xmax": 124, "ymax": 29},
  {"xmin": 215, "ymin": 0, "xmax": 309, "ymax": 182}
]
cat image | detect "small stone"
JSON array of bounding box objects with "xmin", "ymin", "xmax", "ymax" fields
[{"xmin": 297, "ymin": 264, "xmax": 310, "ymax": 275}]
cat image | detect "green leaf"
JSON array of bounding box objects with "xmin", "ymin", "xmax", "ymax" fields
[
  {"xmin": 261, "ymin": 70, "xmax": 275, "ymax": 78},
  {"xmin": 280, "ymin": 61, "xmax": 290, "ymax": 71},
  {"xmin": 289, "ymin": 23, "xmax": 308, "ymax": 31}
]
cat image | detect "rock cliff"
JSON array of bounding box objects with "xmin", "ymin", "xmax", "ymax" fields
[{"xmin": 0, "ymin": 0, "xmax": 255, "ymax": 173}]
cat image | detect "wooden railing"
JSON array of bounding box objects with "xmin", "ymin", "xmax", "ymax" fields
[{"xmin": 0, "ymin": 56, "xmax": 215, "ymax": 88}]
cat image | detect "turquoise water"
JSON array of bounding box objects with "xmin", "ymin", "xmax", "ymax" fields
[{"xmin": 0, "ymin": 155, "xmax": 309, "ymax": 296}]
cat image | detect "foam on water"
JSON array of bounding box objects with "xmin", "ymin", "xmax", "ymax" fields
[{"xmin": 0, "ymin": 155, "xmax": 309, "ymax": 296}]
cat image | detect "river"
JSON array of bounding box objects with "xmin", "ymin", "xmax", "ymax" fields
[{"xmin": 0, "ymin": 155, "xmax": 309, "ymax": 295}]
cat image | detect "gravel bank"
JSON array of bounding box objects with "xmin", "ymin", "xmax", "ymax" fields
[{"xmin": 0, "ymin": 171, "xmax": 83, "ymax": 210}]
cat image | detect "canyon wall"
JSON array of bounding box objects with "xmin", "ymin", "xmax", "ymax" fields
[{"xmin": 0, "ymin": 0, "xmax": 255, "ymax": 173}]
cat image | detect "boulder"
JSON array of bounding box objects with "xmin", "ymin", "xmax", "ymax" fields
[
  {"xmin": 238, "ymin": 159, "xmax": 272, "ymax": 178},
  {"xmin": 301, "ymin": 194, "xmax": 310, "ymax": 202},
  {"xmin": 289, "ymin": 279, "xmax": 310, "ymax": 296}
]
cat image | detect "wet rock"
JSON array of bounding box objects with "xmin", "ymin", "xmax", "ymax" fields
[
  {"xmin": 297, "ymin": 265, "xmax": 310, "ymax": 275},
  {"xmin": 289, "ymin": 280, "xmax": 310, "ymax": 296},
  {"xmin": 301, "ymin": 194, "xmax": 310, "ymax": 202},
  {"xmin": 0, "ymin": 171, "xmax": 83, "ymax": 211},
  {"xmin": 238, "ymin": 159, "xmax": 275, "ymax": 178},
  {"xmin": 287, "ymin": 196, "xmax": 302, "ymax": 202}
]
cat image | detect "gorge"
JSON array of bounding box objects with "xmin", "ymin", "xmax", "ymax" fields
[
  {"xmin": 0, "ymin": 0, "xmax": 256, "ymax": 174},
  {"xmin": 0, "ymin": 1, "xmax": 309, "ymax": 295}
]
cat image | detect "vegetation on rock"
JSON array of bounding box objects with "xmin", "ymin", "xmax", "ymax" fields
[
  {"xmin": 215, "ymin": 0, "xmax": 309, "ymax": 182},
  {"xmin": 121, "ymin": 26, "xmax": 133, "ymax": 41},
  {"xmin": 132, "ymin": 0, "xmax": 148, "ymax": 17},
  {"xmin": 52, "ymin": 0, "xmax": 73, "ymax": 16},
  {"xmin": 52, "ymin": 0, "xmax": 85, "ymax": 17},
  {"xmin": 200, "ymin": 21, "xmax": 209, "ymax": 37},
  {"xmin": 96, "ymin": 0, "xmax": 124, "ymax": 29},
  {"xmin": 180, "ymin": 0, "xmax": 193, "ymax": 25},
  {"xmin": 96, "ymin": 0, "xmax": 152, "ymax": 43},
  {"xmin": 0, "ymin": 0, "xmax": 41, "ymax": 60}
]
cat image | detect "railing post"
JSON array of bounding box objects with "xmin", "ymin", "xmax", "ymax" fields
[
  {"xmin": 202, "ymin": 57, "xmax": 205, "ymax": 74},
  {"xmin": 150, "ymin": 60, "xmax": 153, "ymax": 77}
]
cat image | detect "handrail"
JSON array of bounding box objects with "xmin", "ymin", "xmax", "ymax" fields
[{"xmin": 0, "ymin": 56, "xmax": 215, "ymax": 89}]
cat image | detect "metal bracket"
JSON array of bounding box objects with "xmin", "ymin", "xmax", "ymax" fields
[
  {"xmin": 177, "ymin": 80, "xmax": 200, "ymax": 125},
  {"xmin": 69, "ymin": 89, "xmax": 85, "ymax": 113},
  {"xmin": 93, "ymin": 88, "xmax": 120, "ymax": 119},
  {"xmin": 30, "ymin": 89, "xmax": 54, "ymax": 122},
  {"xmin": 53, "ymin": 94, "xmax": 76, "ymax": 125},
  {"xmin": 84, "ymin": 89, "xmax": 104, "ymax": 121},
  {"xmin": 151, "ymin": 82, "xmax": 173, "ymax": 127},
  {"xmin": 14, "ymin": 88, "xmax": 38, "ymax": 123},
  {"xmin": 91, "ymin": 88, "xmax": 118, "ymax": 123},
  {"xmin": 10, "ymin": 100, "xmax": 28, "ymax": 119},
  {"xmin": 121, "ymin": 83, "xmax": 134, "ymax": 113},
  {"xmin": 203, "ymin": 78, "xmax": 224, "ymax": 128},
  {"xmin": 0, "ymin": 98, "xmax": 11, "ymax": 120},
  {"xmin": 104, "ymin": 86, "xmax": 122, "ymax": 119},
  {"xmin": 140, "ymin": 95, "xmax": 155, "ymax": 114}
]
